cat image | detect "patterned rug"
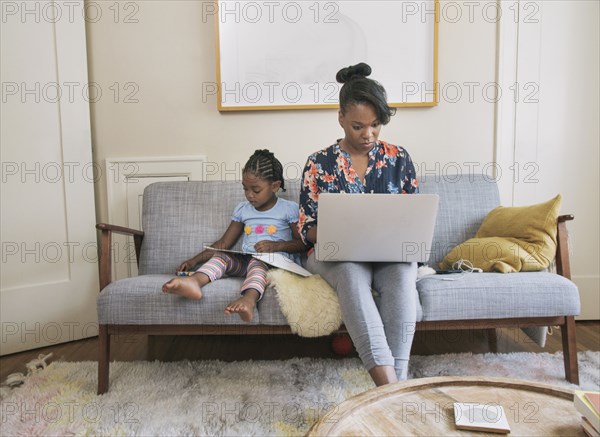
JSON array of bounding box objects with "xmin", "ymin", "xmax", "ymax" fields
[{"xmin": 1, "ymin": 351, "xmax": 598, "ymax": 436}]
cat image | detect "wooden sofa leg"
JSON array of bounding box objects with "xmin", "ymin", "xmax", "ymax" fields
[
  {"xmin": 560, "ymin": 316, "xmax": 579, "ymax": 385},
  {"xmin": 486, "ymin": 328, "xmax": 498, "ymax": 352},
  {"xmin": 98, "ymin": 324, "xmax": 110, "ymax": 395}
]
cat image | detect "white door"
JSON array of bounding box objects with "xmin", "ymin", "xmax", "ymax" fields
[{"xmin": 1, "ymin": 1, "xmax": 99, "ymax": 355}]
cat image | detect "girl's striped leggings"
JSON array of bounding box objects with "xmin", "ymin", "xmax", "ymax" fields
[{"xmin": 196, "ymin": 252, "xmax": 269, "ymax": 300}]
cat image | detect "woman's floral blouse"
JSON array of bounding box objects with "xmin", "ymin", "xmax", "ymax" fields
[{"xmin": 298, "ymin": 140, "xmax": 419, "ymax": 245}]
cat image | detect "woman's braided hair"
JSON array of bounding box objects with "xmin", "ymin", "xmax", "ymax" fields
[{"xmin": 243, "ymin": 149, "xmax": 285, "ymax": 191}]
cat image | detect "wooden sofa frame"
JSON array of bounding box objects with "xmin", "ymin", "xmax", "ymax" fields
[{"xmin": 95, "ymin": 215, "xmax": 578, "ymax": 394}]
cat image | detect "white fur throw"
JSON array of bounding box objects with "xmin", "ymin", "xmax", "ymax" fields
[{"xmin": 267, "ymin": 269, "xmax": 342, "ymax": 337}]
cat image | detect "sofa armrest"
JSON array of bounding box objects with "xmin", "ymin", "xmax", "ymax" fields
[
  {"xmin": 96, "ymin": 223, "xmax": 145, "ymax": 290},
  {"xmin": 96, "ymin": 223, "xmax": 144, "ymax": 236},
  {"xmin": 556, "ymin": 214, "xmax": 574, "ymax": 280}
]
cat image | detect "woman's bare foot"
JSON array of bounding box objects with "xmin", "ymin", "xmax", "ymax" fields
[
  {"xmin": 162, "ymin": 274, "xmax": 208, "ymax": 300},
  {"xmin": 224, "ymin": 290, "xmax": 260, "ymax": 322}
]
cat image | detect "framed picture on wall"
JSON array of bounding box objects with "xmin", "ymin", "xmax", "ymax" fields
[{"xmin": 215, "ymin": 0, "xmax": 439, "ymax": 111}]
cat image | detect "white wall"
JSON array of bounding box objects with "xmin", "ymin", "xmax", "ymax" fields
[
  {"xmin": 86, "ymin": 1, "xmax": 598, "ymax": 317},
  {"xmin": 87, "ymin": 1, "xmax": 496, "ymax": 220}
]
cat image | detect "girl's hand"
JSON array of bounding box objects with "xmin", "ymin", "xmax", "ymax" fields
[
  {"xmin": 254, "ymin": 241, "xmax": 280, "ymax": 253},
  {"xmin": 176, "ymin": 259, "xmax": 194, "ymax": 273}
]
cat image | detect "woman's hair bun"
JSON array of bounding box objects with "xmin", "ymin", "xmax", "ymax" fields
[{"xmin": 336, "ymin": 63, "xmax": 372, "ymax": 84}]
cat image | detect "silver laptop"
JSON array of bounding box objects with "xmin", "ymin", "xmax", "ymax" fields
[{"xmin": 315, "ymin": 193, "xmax": 439, "ymax": 262}]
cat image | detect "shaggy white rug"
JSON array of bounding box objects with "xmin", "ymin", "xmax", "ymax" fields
[{"xmin": 1, "ymin": 352, "xmax": 598, "ymax": 436}]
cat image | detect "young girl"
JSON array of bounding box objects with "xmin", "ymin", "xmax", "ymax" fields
[{"xmin": 162, "ymin": 149, "xmax": 306, "ymax": 322}]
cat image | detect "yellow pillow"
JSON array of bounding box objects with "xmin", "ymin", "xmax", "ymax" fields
[{"xmin": 439, "ymin": 195, "xmax": 562, "ymax": 273}]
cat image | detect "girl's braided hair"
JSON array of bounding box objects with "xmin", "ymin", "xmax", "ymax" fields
[{"xmin": 243, "ymin": 149, "xmax": 285, "ymax": 191}]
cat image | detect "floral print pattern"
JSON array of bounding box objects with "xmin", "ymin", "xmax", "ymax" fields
[{"xmin": 298, "ymin": 140, "xmax": 419, "ymax": 244}]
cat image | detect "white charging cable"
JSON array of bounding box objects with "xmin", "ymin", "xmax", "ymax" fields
[
  {"xmin": 417, "ymin": 259, "xmax": 482, "ymax": 282},
  {"xmin": 452, "ymin": 259, "xmax": 483, "ymax": 273}
]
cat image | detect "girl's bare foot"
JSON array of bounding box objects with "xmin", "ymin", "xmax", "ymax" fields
[
  {"xmin": 162, "ymin": 275, "xmax": 207, "ymax": 300},
  {"xmin": 224, "ymin": 290, "xmax": 260, "ymax": 322}
]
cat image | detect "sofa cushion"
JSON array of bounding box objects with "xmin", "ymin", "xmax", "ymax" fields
[
  {"xmin": 439, "ymin": 195, "xmax": 562, "ymax": 272},
  {"xmin": 438, "ymin": 236, "xmax": 553, "ymax": 273},
  {"xmin": 417, "ymin": 272, "xmax": 580, "ymax": 321},
  {"xmin": 478, "ymin": 193, "xmax": 560, "ymax": 233},
  {"xmin": 419, "ymin": 175, "xmax": 500, "ymax": 267},
  {"xmin": 97, "ymin": 275, "xmax": 259, "ymax": 325}
]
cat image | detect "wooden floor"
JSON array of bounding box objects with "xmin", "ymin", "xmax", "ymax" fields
[{"xmin": 1, "ymin": 322, "xmax": 598, "ymax": 382}]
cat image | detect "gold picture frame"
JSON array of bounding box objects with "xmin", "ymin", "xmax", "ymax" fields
[{"xmin": 215, "ymin": 0, "xmax": 439, "ymax": 111}]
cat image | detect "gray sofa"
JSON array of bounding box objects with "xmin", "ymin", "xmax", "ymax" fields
[{"xmin": 96, "ymin": 175, "xmax": 580, "ymax": 394}]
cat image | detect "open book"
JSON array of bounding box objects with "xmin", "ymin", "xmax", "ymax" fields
[{"xmin": 204, "ymin": 246, "xmax": 312, "ymax": 277}]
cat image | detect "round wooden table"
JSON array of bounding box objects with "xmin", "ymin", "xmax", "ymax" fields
[{"xmin": 307, "ymin": 376, "xmax": 584, "ymax": 436}]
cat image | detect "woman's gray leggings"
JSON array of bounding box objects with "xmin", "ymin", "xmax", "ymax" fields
[{"xmin": 307, "ymin": 253, "xmax": 418, "ymax": 376}]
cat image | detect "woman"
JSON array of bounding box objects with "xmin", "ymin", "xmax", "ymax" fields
[{"xmin": 298, "ymin": 63, "xmax": 419, "ymax": 386}]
